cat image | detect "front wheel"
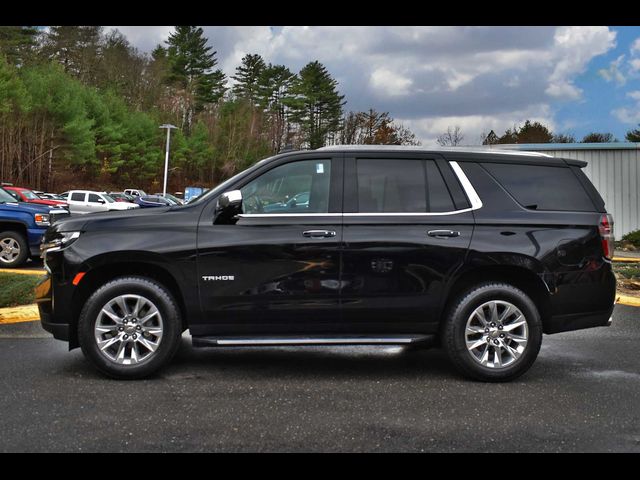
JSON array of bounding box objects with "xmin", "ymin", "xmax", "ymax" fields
[
  {"xmin": 441, "ymin": 282, "xmax": 543, "ymax": 382},
  {"xmin": 78, "ymin": 276, "xmax": 182, "ymax": 379}
]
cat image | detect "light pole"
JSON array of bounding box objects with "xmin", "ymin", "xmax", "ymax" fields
[{"xmin": 159, "ymin": 124, "xmax": 177, "ymax": 197}]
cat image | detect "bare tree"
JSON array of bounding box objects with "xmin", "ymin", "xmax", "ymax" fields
[{"xmin": 437, "ymin": 126, "xmax": 464, "ymax": 146}]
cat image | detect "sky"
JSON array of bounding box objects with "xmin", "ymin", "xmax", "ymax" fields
[{"xmin": 103, "ymin": 26, "xmax": 640, "ymax": 146}]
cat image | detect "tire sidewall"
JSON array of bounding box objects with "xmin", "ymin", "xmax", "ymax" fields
[
  {"xmin": 444, "ymin": 283, "xmax": 543, "ymax": 382},
  {"xmin": 78, "ymin": 277, "xmax": 182, "ymax": 379},
  {"xmin": 0, "ymin": 230, "xmax": 29, "ymax": 268}
]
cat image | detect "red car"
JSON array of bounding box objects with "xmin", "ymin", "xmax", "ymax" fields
[{"xmin": 4, "ymin": 186, "xmax": 67, "ymax": 206}]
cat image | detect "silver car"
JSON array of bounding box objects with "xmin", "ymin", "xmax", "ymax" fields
[{"xmin": 64, "ymin": 190, "xmax": 139, "ymax": 214}]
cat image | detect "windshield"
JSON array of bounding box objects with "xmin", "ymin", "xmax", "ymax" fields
[
  {"xmin": 187, "ymin": 154, "xmax": 278, "ymax": 205},
  {"xmin": 102, "ymin": 194, "xmax": 115, "ymax": 203},
  {"xmin": 0, "ymin": 187, "xmax": 17, "ymax": 203},
  {"xmin": 22, "ymin": 189, "xmax": 41, "ymax": 200}
]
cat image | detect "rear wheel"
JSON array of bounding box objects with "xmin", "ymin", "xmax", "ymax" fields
[
  {"xmin": 441, "ymin": 282, "xmax": 542, "ymax": 382},
  {"xmin": 0, "ymin": 230, "xmax": 28, "ymax": 268},
  {"xmin": 78, "ymin": 276, "xmax": 182, "ymax": 379}
]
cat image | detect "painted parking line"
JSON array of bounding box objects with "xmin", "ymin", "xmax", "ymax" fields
[
  {"xmin": 0, "ymin": 268, "xmax": 46, "ymax": 276},
  {"xmin": 0, "ymin": 305, "xmax": 40, "ymax": 324}
]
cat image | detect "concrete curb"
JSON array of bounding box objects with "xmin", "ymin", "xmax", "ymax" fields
[
  {"xmin": 612, "ymin": 257, "xmax": 640, "ymax": 264},
  {"xmin": 616, "ymin": 294, "xmax": 640, "ymax": 308},
  {"xmin": 0, "ymin": 268, "xmax": 46, "ymax": 276},
  {"xmin": 0, "ymin": 305, "xmax": 40, "ymax": 324}
]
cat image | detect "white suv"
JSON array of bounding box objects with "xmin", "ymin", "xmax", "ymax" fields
[{"xmin": 65, "ymin": 190, "xmax": 139, "ymax": 214}]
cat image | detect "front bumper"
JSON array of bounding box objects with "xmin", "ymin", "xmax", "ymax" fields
[{"xmin": 35, "ymin": 273, "xmax": 75, "ymax": 347}]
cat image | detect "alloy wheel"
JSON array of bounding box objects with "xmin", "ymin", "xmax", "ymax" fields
[
  {"xmin": 464, "ymin": 300, "xmax": 529, "ymax": 369},
  {"xmin": 94, "ymin": 294, "xmax": 164, "ymax": 365}
]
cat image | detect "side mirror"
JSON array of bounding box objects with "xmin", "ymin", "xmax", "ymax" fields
[
  {"xmin": 215, "ymin": 190, "xmax": 243, "ymax": 224},
  {"xmin": 97, "ymin": 199, "xmax": 106, "ymax": 204}
]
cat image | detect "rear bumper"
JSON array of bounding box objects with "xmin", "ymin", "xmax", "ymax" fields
[{"xmin": 543, "ymin": 305, "xmax": 615, "ymax": 334}]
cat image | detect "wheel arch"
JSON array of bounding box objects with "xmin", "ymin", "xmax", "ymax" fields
[
  {"xmin": 441, "ymin": 265, "xmax": 552, "ymax": 333},
  {"xmin": 69, "ymin": 259, "xmax": 189, "ymax": 348}
]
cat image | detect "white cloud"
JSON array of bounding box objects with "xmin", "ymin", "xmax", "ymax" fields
[
  {"xmin": 598, "ymin": 55, "xmax": 627, "ymax": 85},
  {"xmin": 614, "ymin": 90, "xmax": 640, "ymax": 125},
  {"xmin": 612, "ymin": 107, "xmax": 640, "ymax": 124},
  {"xmin": 547, "ymin": 26, "xmax": 617, "ymax": 99},
  {"xmin": 630, "ymin": 59, "xmax": 640, "ymax": 72},
  {"xmin": 631, "ymin": 38, "xmax": 640, "ymax": 55},
  {"xmin": 106, "ymin": 26, "xmax": 618, "ymax": 144},
  {"xmin": 399, "ymin": 105, "xmax": 555, "ymax": 147},
  {"xmin": 370, "ymin": 68, "xmax": 412, "ymax": 96}
]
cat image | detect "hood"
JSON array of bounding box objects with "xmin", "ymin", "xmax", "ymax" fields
[
  {"xmin": 0, "ymin": 201, "xmax": 55, "ymax": 215},
  {"xmin": 29, "ymin": 198, "xmax": 67, "ymax": 206},
  {"xmin": 108, "ymin": 201, "xmax": 138, "ymax": 210},
  {"xmin": 52, "ymin": 204, "xmax": 180, "ymax": 233}
]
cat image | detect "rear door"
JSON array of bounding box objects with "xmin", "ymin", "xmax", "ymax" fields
[
  {"xmin": 340, "ymin": 152, "xmax": 475, "ymax": 333},
  {"xmin": 67, "ymin": 191, "xmax": 88, "ymax": 214}
]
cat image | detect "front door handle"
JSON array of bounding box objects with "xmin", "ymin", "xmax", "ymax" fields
[
  {"xmin": 303, "ymin": 230, "xmax": 336, "ymax": 238},
  {"xmin": 427, "ymin": 229, "xmax": 461, "ymax": 238}
]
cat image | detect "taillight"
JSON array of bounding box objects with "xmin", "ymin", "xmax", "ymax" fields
[{"xmin": 599, "ymin": 213, "xmax": 614, "ymax": 260}]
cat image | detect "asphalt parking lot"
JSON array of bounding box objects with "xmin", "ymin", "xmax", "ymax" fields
[{"xmin": 0, "ymin": 305, "xmax": 638, "ymax": 453}]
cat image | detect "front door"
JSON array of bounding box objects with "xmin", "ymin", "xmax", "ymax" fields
[
  {"xmin": 340, "ymin": 153, "xmax": 475, "ymax": 334},
  {"xmin": 194, "ymin": 155, "xmax": 343, "ymax": 336}
]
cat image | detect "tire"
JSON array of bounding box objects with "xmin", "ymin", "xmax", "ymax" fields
[
  {"xmin": 78, "ymin": 276, "xmax": 182, "ymax": 379},
  {"xmin": 441, "ymin": 282, "xmax": 543, "ymax": 382},
  {"xmin": 0, "ymin": 230, "xmax": 29, "ymax": 268}
]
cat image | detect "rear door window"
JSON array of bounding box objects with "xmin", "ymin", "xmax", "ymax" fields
[
  {"xmin": 482, "ymin": 162, "xmax": 596, "ymax": 212},
  {"xmin": 355, "ymin": 159, "xmax": 455, "ymax": 213},
  {"xmin": 70, "ymin": 192, "xmax": 85, "ymax": 202}
]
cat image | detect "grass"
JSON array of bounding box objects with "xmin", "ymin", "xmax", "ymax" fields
[
  {"xmin": 0, "ymin": 272, "xmax": 41, "ymax": 308},
  {"xmin": 613, "ymin": 263, "xmax": 640, "ymax": 280}
]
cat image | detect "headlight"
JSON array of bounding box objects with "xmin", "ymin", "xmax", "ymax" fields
[
  {"xmin": 40, "ymin": 231, "xmax": 81, "ymax": 256},
  {"xmin": 34, "ymin": 213, "xmax": 51, "ymax": 226}
]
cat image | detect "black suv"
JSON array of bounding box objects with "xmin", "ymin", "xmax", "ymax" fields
[{"xmin": 36, "ymin": 147, "xmax": 616, "ymax": 381}]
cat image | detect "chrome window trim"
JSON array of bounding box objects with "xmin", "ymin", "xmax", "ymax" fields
[
  {"xmin": 449, "ymin": 161, "xmax": 483, "ymax": 210},
  {"xmin": 236, "ymin": 160, "xmax": 482, "ymax": 218}
]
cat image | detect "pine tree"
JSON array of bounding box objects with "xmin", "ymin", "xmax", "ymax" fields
[
  {"xmin": 0, "ymin": 26, "xmax": 40, "ymax": 67},
  {"xmin": 42, "ymin": 26, "xmax": 103, "ymax": 84},
  {"xmin": 288, "ymin": 61, "xmax": 345, "ymax": 149},
  {"xmin": 232, "ymin": 54, "xmax": 266, "ymax": 102},
  {"xmin": 256, "ymin": 64, "xmax": 297, "ymax": 151},
  {"xmin": 165, "ymin": 26, "xmax": 227, "ymax": 122}
]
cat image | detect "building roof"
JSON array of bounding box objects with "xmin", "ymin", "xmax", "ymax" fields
[{"xmin": 487, "ymin": 142, "xmax": 640, "ymax": 151}]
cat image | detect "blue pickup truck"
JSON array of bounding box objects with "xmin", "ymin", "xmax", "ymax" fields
[{"xmin": 0, "ymin": 186, "xmax": 70, "ymax": 268}]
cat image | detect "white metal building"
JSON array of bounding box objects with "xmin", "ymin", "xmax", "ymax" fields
[{"xmin": 488, "ymin": 143, "xmax": 640, "ymax": 239}]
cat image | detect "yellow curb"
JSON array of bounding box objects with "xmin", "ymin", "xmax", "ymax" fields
[
  {"xmin": 0, "ymin": 304, "xmax": 40, "ymax": 324},
  {"xmin": 0, "ymin": 268, "xmax": 46, "ymax": 276},
  {"xmin": 616, "ymin": 294, "xmax": 640, "ymax": 308},
  {"xmin": 612, "ymin": 257, "xmax": 640, "ymax": 263}
]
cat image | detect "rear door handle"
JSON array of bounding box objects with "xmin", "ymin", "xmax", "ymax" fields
[
  {"xmin": 303, "ymin": 230, "xmax": 336, "ymax": 238},
  {"xmin": 427, "ymin": 230, "xmax": 461, "ymax": 238}
]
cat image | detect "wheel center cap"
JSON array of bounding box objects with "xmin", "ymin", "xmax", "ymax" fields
[{"xmin": 124, "ymin": 325, "xmax": 137, "ymax": 334}]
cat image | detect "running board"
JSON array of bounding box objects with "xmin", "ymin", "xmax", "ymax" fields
[{"xmin": 192, "ymin": 334, "xmax": 435, "ymax": 348}]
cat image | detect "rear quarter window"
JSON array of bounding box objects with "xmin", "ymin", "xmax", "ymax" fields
[{"xmin": 481, "ymin": 162, "xmax": 596, "ymax": 212}]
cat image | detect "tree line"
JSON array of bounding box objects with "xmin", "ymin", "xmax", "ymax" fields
[{"xmin": 0, "ymin": 26, "xmax": 419, "ymax": 192}]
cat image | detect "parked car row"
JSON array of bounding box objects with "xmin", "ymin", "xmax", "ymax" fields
[{"xmin": 0, "ymin": 183, "xmax": 184, "ymax": 267}]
